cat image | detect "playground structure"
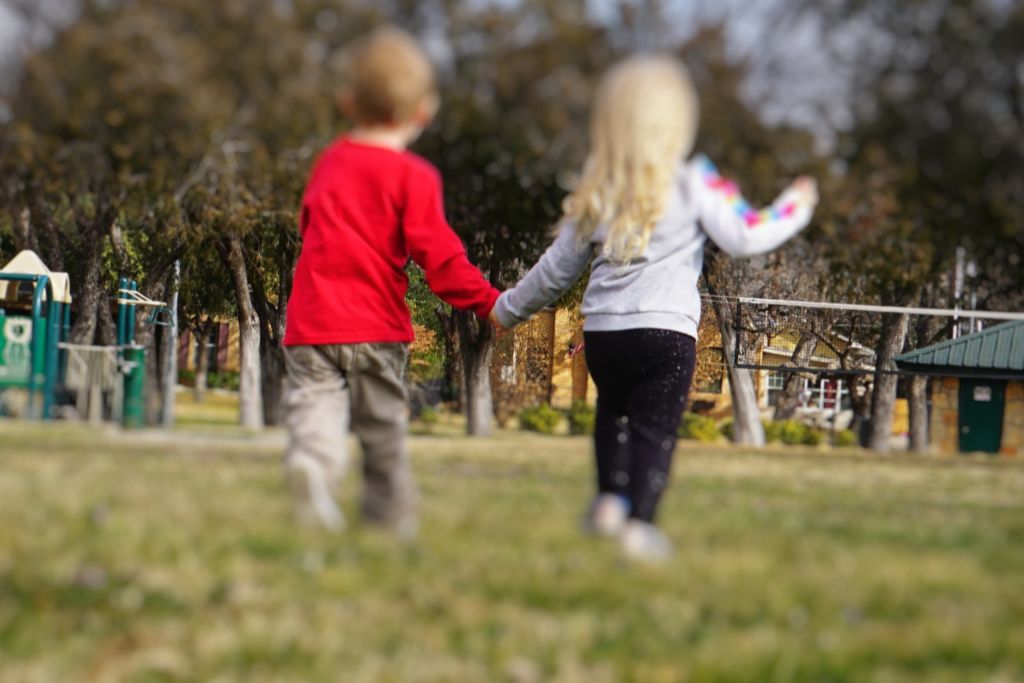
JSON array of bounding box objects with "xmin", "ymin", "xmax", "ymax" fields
[{"xmin": 0, "ymin": 250, "xmax": 170, "ymax": 427}]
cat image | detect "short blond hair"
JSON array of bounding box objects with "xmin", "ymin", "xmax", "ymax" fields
[{"xmin": 338, "ymin": 26, "xmax": 437, "ymax": 126}]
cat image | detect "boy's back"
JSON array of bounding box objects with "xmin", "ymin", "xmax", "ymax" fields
[{"xmin": 286, "ymin": 138, "xmax": 497, "ymax": 346}]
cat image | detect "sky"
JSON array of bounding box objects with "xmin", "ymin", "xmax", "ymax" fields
[{"xmin": 0, "ymin": 0, "xmax": 855, "ymax": 146}]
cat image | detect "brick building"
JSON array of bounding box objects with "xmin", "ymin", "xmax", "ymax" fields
[{"xmin": 896, "ymin": 321, "xmax": 1024, "ymax": 455}]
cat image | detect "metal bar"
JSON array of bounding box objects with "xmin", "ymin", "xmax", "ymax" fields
[
  {"xmin": 42, "ymin": 299, "xmax": 61, "ymax": 419},
  {"xmin": 732, "ymin": 299, "xmax": 742, "ymax": 367},
  {"xmin": 117, "ymin": 277, "xmax": 128, "ymax": 347},
  {"xmin": 0, "ymin": 273, "xmax": 53, "ymax": 284},
  {"xmin": 25, "ymin": 275, "xmax": 51, "ymax": 419},
  {"xmin": 59, "ymin": 301, "xmax": 70, "ymax": 383},
  {"xmin": 114, "ymin": 289, "xmax": 167, "ymax": 307},
  {"xmin": 128, "ymin": 280, "xmax": 138, "ymax": 345},
  {"xmin": 734, "ymin": 362, "xmax": 1023, "ymax": 381},
  {"xmin": 736, "ymin": 297, "xmax": 1024, "ymax": 322},
  {"xmin": 161, "ymin": 260, "xmax": 180, "ymax": 428}
]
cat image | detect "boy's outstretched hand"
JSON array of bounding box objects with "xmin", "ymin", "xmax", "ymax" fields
[{"xmin": 488, "ymin": 309, "xmax": 509, "ymax": 336}]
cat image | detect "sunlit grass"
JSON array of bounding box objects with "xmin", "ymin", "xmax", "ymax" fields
[
  {"xmin": 173, "ymin": 389, "xmax": 241, "ymax": 428},
  {"xmin": 1, "ymin": 421, "xmax": 1023, "ymax": 682}
]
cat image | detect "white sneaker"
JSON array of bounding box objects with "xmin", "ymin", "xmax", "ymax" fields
[
  {"xmin": 582, "ymin": 494, "xmax": 629, "ymax": 537},
  {"xmin": 620, "ymin": 520, "xmax": 673, "ymax": 564},
  {"xmin": 288, "ymin": 458, "xmax": 345, "ymax": 533}
]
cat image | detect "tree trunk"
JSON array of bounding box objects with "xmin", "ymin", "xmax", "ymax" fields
[
  {"xmin": 436, "ymin": 306, "xmax": 462, "ymax": 407},
  {"xmin": 907, "ymin": 312, "xmax": 943, "ymax": 452},
  {"xmin": 847, "ymin": 375, "xmax": 872, "ymax": 442},
  {"xmin": 455, "ymin": 310, "xmax": 494, "ymax": 437},
  {"xmin": 250, "ymin": 260, "xmax": 291, "ymax": 427},
  {"xmin": 194, "ymin": 319, "xmax": 213, "ymax": 403},
  {"xmin": 260, "ymin": 335, "xmax": 286, "ymax": 426},
  {"xmin": 713, "ymin": 298, "xmax": 765, "ymax": 446},
  {"xmin": 13, "ymin": 207, "xmax": 40, "ymax": 254},
  {"xmin": 96, "ymin": 291, "xmax": 117, "ymax": 347},
  {"xmin": 571, "ymin": 328, "xmax": 588, "ymax": 403},
  {"xmin": 134, "ymin": 279, "xmax": 167, "ymax": 425},
  {"xmin": 161, "ymin": 260, "xmax": 181, "ymax": 428},
  {"xmin": 69, "ymin": 230, "xmax": 106, "ymax": 345},
  {"xmin": 867, "ymin": 312, "xmax": 910, "ymax": 451},
  {"xmin": 772, "ymin": 332, "xmax": 817, "ymax": 421},
  {"xmin": 908, "ymin": 375, "xmax": 930, "ymax": 452},
  {"xmin": 222, "ymin": 232, "xmax": 264, "ymax": 430}
]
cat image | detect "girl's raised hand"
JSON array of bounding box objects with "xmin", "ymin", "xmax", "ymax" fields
[{"xmin": 790, "ymin": 176, "xmax": 819, "ymax": 206}]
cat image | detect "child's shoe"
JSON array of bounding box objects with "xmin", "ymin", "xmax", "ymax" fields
[
  {"xmin": 620, "ymin": 520, "xmax": 673, "ymax": 564},
  {"xmin": 288, "ymin": 458, "xmax": 345, "ymax": 533},
  {"xmin": 582, "ymin": 494, "xmax": 629, "ymax": 537}
]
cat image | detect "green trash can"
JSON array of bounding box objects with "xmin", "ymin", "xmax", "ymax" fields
[{"xmin": 122, "ymin": 345, "xmax": 146, "ymax": 429}]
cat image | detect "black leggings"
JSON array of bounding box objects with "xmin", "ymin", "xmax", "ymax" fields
[{"xmin": 584, "ymin": 329, "xmax": 696, "ymax": 523}]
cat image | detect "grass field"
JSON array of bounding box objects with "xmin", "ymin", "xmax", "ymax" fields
[{"xmin": 1, "ymin": 422, "xmax": 1023, "ymax": 683}]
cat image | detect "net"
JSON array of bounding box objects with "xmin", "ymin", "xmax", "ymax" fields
[
  {"xmin": 60, "ymin": 344, "xmax": 124, "ymax": 423},
  {"xmin": 719, "ymin": 297, "xmax": 1024, "ymax": 379}
]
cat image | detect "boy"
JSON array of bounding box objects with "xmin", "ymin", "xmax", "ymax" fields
[{"xmin": 283, "ymin": 26, "xmax": 500, "ymax": 538}]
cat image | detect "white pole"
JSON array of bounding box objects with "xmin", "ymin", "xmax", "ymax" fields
[{"xmin": 161, "ymin": 260, "xmax": 181, "ymax": 428}]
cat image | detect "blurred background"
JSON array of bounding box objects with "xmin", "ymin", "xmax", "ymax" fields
[
  {"xmin": 1, "ymin": 4, "xmax": 1024, "ymax": 681},
  {"xmin": 0, "ymin": 0, "xmax": 1021, "ymax": 441}
]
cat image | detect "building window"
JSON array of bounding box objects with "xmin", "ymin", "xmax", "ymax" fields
[{"xmin": 767, "ymin": 371, "xmax": 787, "ymax": 405}]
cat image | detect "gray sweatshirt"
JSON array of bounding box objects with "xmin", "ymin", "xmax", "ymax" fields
[{"xmin": 493, "ymin": 155, "xmax": 816, "ymax": 338}]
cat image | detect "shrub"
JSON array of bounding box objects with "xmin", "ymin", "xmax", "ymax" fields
[
  {"xmin": 719, "ymin": 419, "xmax": 734, "ymax": 441},
  {"xmin": 802, "ymin": 429, "xmax": 824, "ymax": 446},
  {"xmin": 778, "ymin": 420, "xmax": 809, "ymax": 445},
  {"xmin": 519, "ymin": 403, "xmax": 562, "ymax": 435},
  {"xmin": 833, "ymin": 429, "xmax": 858, "ymax": 447},
  {"xmin": 207, "ymin": 371, "xmax": 240, "ymax": 392},
  {"xmin": 414, "ymin": 406, "xmax": 440, "ymax": 434},
  {"xmin": 679, "ymin": 413, "xmax": 720, "ymax": 442},
  {"xmin": 762, "ymin": 420, "xmax": 784, "ymax": 443},
  {"xmin": 568, "ymin": 400, "xmax": 596, "ymax": 436}
]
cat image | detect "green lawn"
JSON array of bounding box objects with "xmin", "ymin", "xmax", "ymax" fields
[{"xmin": 1, "ymin": 422, "xmax": 1023, "ymax": 683}]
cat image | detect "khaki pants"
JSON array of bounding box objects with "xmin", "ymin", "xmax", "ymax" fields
[{"xmin": 284, "ymin": 343, "xmax": 416, "ymax": 529}]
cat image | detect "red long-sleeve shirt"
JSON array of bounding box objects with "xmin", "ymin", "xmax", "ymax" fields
[{"xmin": 284, "ymin": 138, "xmax": 500, "ymax": 346}]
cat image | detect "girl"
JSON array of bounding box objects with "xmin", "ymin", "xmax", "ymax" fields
[{"xmin": 492, "ymin": 56, "xmax": 818, "ymax": 563}]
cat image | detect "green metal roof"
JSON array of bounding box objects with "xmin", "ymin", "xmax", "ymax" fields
[{"xmin": 896, "ymin": 320, "xmax": 1024, "ymax": 375}]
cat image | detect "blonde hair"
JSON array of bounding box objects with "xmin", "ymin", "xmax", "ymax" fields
[
  {"xmin": 564, "ymin": 56, "xmax": 699, "ymax": 261},
  {"xmin": 339, "ymin": 26, "xmax": 437, "ymax": 126}
]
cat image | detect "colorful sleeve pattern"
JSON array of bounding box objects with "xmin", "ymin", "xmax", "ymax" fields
[{"xmin": 696, "ymin": 156, "xmax": 800, "ymax": 228}]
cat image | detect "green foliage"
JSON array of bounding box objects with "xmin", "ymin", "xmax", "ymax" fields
[
  {"xmin": 406, "ymin": 265, "xmax": 444, "ymax": 338},
  {"xmin": 417, "ymin": 406, "xmax": 440, "ymax": 433},
  {"xmin": 833, "ymin": 430, "xmax": 859, "ymax": 448},
  {"xmin": 762, "ymin": 420, "xmax": 826, "ymax": 446},
  {"xmin": 178, "ymin": 369, "xmax": 237, "ymax": 392},
  {"xmin": 679, "ymin": 413, "xmax": 720, "ymax": 443},
  {"xmin": 519, "ymin": 404, "xmax": 562, "ymax": 435},
  {"xmin": 802, "ymin": 429, "xmax": 824, "ymax": 447},
  {"xmin": 762, "ymin": 420, "xmax": 783, "ymax": 443},
  {"xmin": 719, "ymin": 419, "xmax": 734, "ymax": 441},
  {"xmin": 778, "ymin": 420, "xmax": 809, "ymax": 446},
  {"xmin": 568, "ymin": 400, "xmax": 595, "ymax": 436},
  {"xmin": 207, "ymin": 372, "xmax": 240, "ymax": 393}
]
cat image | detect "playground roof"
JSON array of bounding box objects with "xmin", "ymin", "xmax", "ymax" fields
[
  {"xmin": 896, "ymin": 321, "xmax": 1024, "ymax": 376},
  {"xmin": 0, "ymin": 250, "xmax": 72, "ymax": 304}
]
